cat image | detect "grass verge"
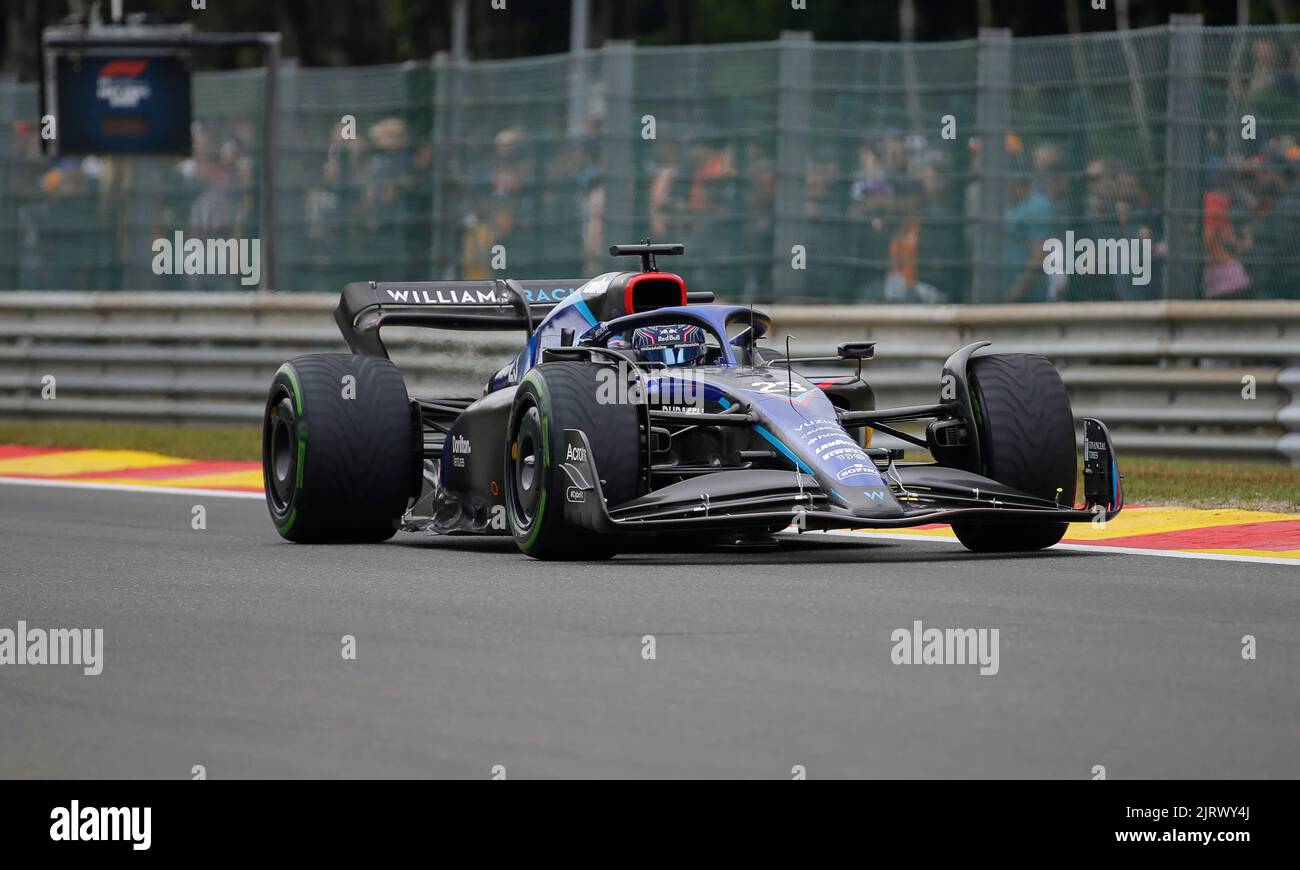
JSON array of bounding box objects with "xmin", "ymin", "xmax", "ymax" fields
[
  {"xmin": 0, "ymin": 420, "xmax": 261, "ymax": 462},
  {"xmin": 1114, "ymin": 456, "xmax": 1300, "ymax": 514}
]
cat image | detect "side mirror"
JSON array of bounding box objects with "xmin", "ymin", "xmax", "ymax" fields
[{"xmin": 838, "ymin": 341, "xmax": 876, "ymax": 361}]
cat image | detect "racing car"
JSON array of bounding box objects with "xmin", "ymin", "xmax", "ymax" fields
[{"xmin": 262, "ymin": 242, "xmax": 1123, "ymax": 559}]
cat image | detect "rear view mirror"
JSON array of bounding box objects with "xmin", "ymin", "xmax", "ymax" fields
[{"xmin": 838, "ymin": 341, "xmax": 876, "ymax": 361}]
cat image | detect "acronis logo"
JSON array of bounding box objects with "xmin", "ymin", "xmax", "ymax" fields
[{"xmin": 96, "ymin": 60, "xmax": 152, "ymax": 109}]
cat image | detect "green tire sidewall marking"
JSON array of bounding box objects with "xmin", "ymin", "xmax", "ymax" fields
[
  {"xmin": 276, "ymin": 364, "xmax": 304, "ymax": 415},
  {"xmin": 518, "ymin": 372, "xmax": 548, "ymax": 551},
  {"xmin": 274, "ymin": 363, "xmax": 307, "ymax": 531},
  {"xmin": 276, "ymin": 507, "xmax": 298, "ymax": 533}
]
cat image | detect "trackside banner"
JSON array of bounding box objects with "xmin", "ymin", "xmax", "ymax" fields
[{"xmin": 54, "ymin": 54, "xmax": 193, "ymax": 155}]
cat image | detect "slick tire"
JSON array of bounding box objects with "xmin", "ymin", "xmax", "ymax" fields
[
  {"xmin": 505, "ymin": 362, "xmax": 642, "ymax": 560},
  {"xmin": 952, "ymin": 353, "xmax": 1077, "ymax": 553},
  {"xmin": 263, "ymin": 353, "xmax": 417, "ymax": 543}
]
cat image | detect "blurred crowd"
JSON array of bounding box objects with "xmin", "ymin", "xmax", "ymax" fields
[{"xmin": 6, "ymin": 35, "xmax": 1300, "ymax": 301}]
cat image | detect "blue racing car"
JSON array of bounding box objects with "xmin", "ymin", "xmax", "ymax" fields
[{"xmin": 261, "ymin": 243, "xmax": 1123, "ymax": 559}]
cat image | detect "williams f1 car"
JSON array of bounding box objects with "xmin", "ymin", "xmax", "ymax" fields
[{"xmin": 262, "ymin": 243, "xmax": 1123, "ymax": 559}]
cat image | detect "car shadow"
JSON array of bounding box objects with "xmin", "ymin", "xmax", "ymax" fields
[{"xmin": 390, "ymin": 531, "xmax": 1101, "ymax": 566}]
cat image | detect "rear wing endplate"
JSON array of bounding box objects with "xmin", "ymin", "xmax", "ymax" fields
[{"xmin": 336, "ymin": 278, "xmax": 588, "ymax": 357}]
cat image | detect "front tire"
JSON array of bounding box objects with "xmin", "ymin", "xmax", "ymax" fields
[
  {"xmin": 952, "ymin": 353, "xmax": 1077, "ymax": 553},
  {"xmin": 505, "ymin": 363, "xmax": 642, "ymax": 560},
  {"xmin": 263, "ymin": 353, "xmax": 417, "ymax": 543}
]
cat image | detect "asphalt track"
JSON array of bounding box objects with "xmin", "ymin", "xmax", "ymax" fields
[{"xmin": 1, "ymin": 480, "xmax": 1296, "ymax": 779}]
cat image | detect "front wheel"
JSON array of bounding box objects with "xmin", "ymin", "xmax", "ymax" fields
[
  {"xmin": 263, "ymin": 353, "xmax": 417, "ymax": 543},
  {"xmin": 951, "ymin": 353, "xmax": 1077, "ymax": 553},
  {"xmin": 505, "ymin": 363, "xmax": 643, "ymax": 560}
]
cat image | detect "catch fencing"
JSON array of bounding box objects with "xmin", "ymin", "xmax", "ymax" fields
[{"xmin": 3, "ymin": 18, "xmax": 1300, "ymax": 304}]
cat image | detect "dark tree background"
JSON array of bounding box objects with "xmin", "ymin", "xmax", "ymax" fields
[{"xmin": 3, "ymin": 0, "xmax": 1298, "ymax": 80}]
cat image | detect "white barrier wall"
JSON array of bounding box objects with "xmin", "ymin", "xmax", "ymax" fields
[{"xmin": 2, "ymin": 293, "xmax": 1298, "ymax": 464}]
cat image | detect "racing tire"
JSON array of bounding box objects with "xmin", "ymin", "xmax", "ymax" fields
[
  {"xmin": 951, "ymin": 353, "xmax": 1076, "ymax": 553},
  {"xmin": 505, "ymin": 362, "xmax": 642, "ymax": 560},
  {"xmin": 263, "ymin": 353, "xmax": 417, "ymax": 543}
]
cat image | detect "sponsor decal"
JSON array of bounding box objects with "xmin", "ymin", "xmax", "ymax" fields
[
  {"xmin": 813, "ymin": 438, "xmax": 858, "ymax": 455},
  {"xmin": 836, "ymin": 465, "xmax": 881, "ymax": 484},
  {"xmin": 565, "ymin": 444, "xmax": 587, "ymax": 462},
  {"xmin": 451, "ymin": 434, "xmax": 471, "ymax": 468},
  {"xmin": 383, "ymin": 286, "xmax": 574, "ymax": 306},
  {"xmin": 794, "ymin": 418, "xmax": 841, "ymax": 434},
  {"xmin": 861, "ymin": 485, "xmax": 890, "ymax": 499},
  {"xmin": 566, "ymin": 486, "xmax": 586, "ymax": 504}
]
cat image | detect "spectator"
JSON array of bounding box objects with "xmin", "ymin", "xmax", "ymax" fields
[
  {"xmin": 1246, "ymin": 146, "xmax": 1300, "ymax": 299},
  {"xmin": 1003, "ymin": 168, "xmax": 1057, "ymax": 303},
  {"xmin": 648, "ymin": 140, "xmax": 685, "ymax": 239},
  {"xmin": 1202, "ymin": 172, "xmax": 1252, "ymax": 299}
]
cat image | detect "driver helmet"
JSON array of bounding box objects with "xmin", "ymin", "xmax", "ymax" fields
[{"xmin": 631, "ymin": 324, "xmax": 707, "ymax": 366}]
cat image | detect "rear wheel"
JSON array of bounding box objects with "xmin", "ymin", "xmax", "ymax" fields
[
  {"xmin": 263, "ymin": 353, "xmax": 417, "ymax": 543},
  {"xmin": 505, "ymin": 362, "xmax": 642, "ymax": 560},
  {"xmin": 952, "ymin": 353, "xmax": 1076, "ymax": 553}
]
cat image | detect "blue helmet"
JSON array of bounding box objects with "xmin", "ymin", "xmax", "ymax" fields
[{"xmin": 631, "ymin": 324, "xmax": 708, "ymax": 366}]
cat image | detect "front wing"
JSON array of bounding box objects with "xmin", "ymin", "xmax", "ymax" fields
[{"xmin": 556, "ymin": 419, "xmax": 1124, "ymax": 536}]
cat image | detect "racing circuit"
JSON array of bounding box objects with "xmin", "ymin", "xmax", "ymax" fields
[{"xmin": 1, "ymin": 450, "xmax": 1296, "ymax": 779}]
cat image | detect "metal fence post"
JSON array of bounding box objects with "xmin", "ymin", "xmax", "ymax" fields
[
  {"xmin": 599, "ymin": 40, "xmax": 636, "ymax": 254},
  {"xmin": 260, "ymin": 33, "xmax": 281, "ymax": 291},
  {"xmin": 0, "ymin": 76, "xmax": 14, "ymax": 290},
  {"xmin": 1163, "ymin": 15, "xmax": 1204, "ymax": 301},
  {"xmin": 771, "ymin": 31, "xmax": 812, "ymax": 300},
  {"xmin": 973, "ymin": 28, "xmax": 1011, "ymax": 304},
  {"xmin": 431, "ymin": 51, "xmax": 453, "ymax": 278}
]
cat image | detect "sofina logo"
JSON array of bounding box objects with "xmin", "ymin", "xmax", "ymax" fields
[{"xmin": 96, "ymin": 60, "xmax": 151, "ymax": 109}]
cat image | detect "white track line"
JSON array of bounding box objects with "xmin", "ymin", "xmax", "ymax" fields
[
  {"xmin": 787, "ymin": 529, "xmax": 1300, "ymax": 567},
  {"xmin": 0, "ymin": 476, "xmax": 264, "ymax": 500}
]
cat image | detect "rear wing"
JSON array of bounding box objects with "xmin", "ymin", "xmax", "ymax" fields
[{"xmin": 336, "ymin": 278, "xmax": 587, "ymax": 357}]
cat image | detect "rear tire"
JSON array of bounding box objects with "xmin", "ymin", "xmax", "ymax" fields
[
  {"xmin": 505, "ymin": 362, "xmax": 642, "ymax": 560},
  {"xmin": 263, "ymin": 353, "xmax": 416, "ymax": 543},
  {"xmin": 952, "ymin": 353, "xmax": 1076, "ymax": 553}
]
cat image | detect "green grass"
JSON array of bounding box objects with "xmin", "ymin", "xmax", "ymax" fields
[
  {"xmin": 0, "ymin": 422, "xmax": 1296, "ymax": 513},
  {"xmin": 0, "ymin": 421, "xmax": 261, "ymax": 462},
  {"xmin": 1114, "ymin": 457, "xmax": 1300, "ymax": 514}
]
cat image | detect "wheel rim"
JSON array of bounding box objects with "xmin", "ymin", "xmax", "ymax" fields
[
  {"xmin": 266, "ymin": 394, "xmax": 297, "ymax": 514},
  {"xmin": 509, "ymin": 403, "xmax": 544, "ymax": 529}
]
